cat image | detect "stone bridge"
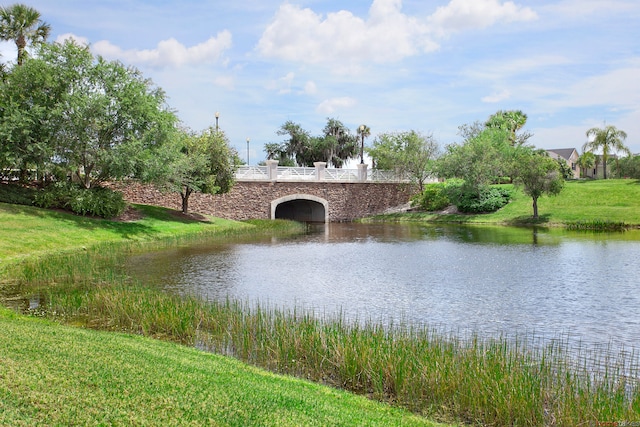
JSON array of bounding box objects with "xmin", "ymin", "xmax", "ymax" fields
[{"xmin": 116, "ymin": 162, "xmax": 417, "ymax": 222}]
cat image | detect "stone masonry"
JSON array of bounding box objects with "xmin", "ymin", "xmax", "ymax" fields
[{"xmin": 112, "ymin": 180, "xmax": 416, "ymax": 222}]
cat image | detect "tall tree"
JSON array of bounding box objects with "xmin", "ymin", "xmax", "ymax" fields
[
  {"xmin": 357, "ymin": 124, "xmax": 371, "ymax": 164},
  {"xmin": 276, "ymin": 121, "xmax": 310, "ymax": 166},
  {"xmin": 0, "ymin": 3, "xmax": 50, "ymax": 66},
  {"xmin": 147, "ymin": 127, "xmax": 237, "ymax": 214},
  {"xmin": 322, "ymin": 118, "xmax": 357, "ymax": 167},
  {"xmin": 436, "ymin": 127, "xmax": 512, "ymax": 193},
  {"xmin": 0, "ymin": 50, "xmax": 59, "ymax": 182},
  {"xmin": 513, "ymin": 150, "xmax": 564, "ymax": 218},
  {"xmin": 577, "ymin": 151, "xmax": 595, "ymax": 178},
  {"xmin": 367, "ymin": 130, "xmax": 439, "ymax": 191},
  {"xmin": 583, "ymin": 125, "xmax": 630, "ymax": 179},
  {"xmin": 484, "ymin": 110, "xmax": 532, "ymax": 145},
  {"xmin": 15, "ymin": 40, "xmax": 177, "ymax": 188}
]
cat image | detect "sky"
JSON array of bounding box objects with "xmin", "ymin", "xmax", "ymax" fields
[{"xmin": 1, "ymin": 0, "xmax": 639, "ymax": 164}]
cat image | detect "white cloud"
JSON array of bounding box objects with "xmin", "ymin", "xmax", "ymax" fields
[
  {"xmin": 316, "ymin": 97, "xmax": 357, "ymax": 114},
  {"xmin": 482, "ymin": 89, "xmax": 511, "ymax": 103},
  {"xmin": 559, "ymin": 61, "xmax": 640, "ymax": 110},
  {"xmin": 256, "ymin": 0, "xmax": 539, "ymax": 73},
  {"xmin": 267, "ymin": 72, "xmax": 295, "ymax": 94},
  {"xmin": 303, "ymin": 81, "xmax": 318, "ymax": 95},
  {"xmin": 256, "ymin": 0, "xmax": 436, "ymax": 69},
  {"xmin": 429, "ymin": 0, "xmax": 538, "ymax": 34},
  {"xmin": 92, "ymin": 31, "xmax": 232, "ymax": 68}
]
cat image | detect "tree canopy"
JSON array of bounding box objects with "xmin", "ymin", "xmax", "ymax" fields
[
  {"xmin": 0, "ymin": 40, "xmax": 177, "ymax": 188},
  {"xmin": 367, "ymin": 130, "xmax": 439, "ymax": 191},
  {"xmin": 267, "ymin": 118, "xmax": 358, "ymax": 168},
  {"xmin": 513, "ymin": 150, "xmax": 564, "ymax": 218},
  {"xmin": 146, "ymin": 127, "xmax": 237, "ymax": 214},
  {"xmin": 583, "ymin": 125, "xmax": 630, "ymax": 179}
]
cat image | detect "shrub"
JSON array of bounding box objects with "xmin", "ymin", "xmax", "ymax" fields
[
  {"xmin": 411, "ymin": 183, "xmax": 450, "ymax": 211},
  {"xmin": 0, "ymin": 183, "xmax": 37, "ymax": 206},
  {"xmin": 34, "ymin": 182, "xmax": 126, "ymax": 218},
  {"xmin": 447, "ymin": 184, "xmax": 511, "ymax": 213}
]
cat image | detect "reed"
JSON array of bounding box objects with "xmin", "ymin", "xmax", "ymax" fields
[
  {"xmin": 4, "ymin": 242, "xmax": 640, "ymax": 426},
  {"xmin": 565, "ymin": 219, "xmax": 629, "ymax": 231}
]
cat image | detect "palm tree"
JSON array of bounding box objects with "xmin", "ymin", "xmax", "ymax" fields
[
  {"xmin": 583, "ymin": 125, "xmax": 630, "ymax": 179},
  {"xmin": 0, "ymin": 4, "xmax": 51, "ymax": 66},
  {"xmin": 485, "ymin": 110, "xmax": 529, "ymax": 145},
  {"xmin": 577, "ymin": 151, "xmax": 595, "ymax": 178},
  {"xmin": 357, "ymin": 124, "xmax": 371, "ymax": 164}
]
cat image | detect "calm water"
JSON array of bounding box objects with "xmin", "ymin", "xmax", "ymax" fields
[{"xmin": 126, "ymin": 223, "xmax": 640, "ymax": 349}]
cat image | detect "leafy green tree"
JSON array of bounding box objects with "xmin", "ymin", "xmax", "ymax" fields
[
  {"xmin": 612, "ymin": 155, "xmax": 640, "ymax": 179},
  {"xmin": 555, "ymin": 158, "xmax": 574, "ymax": 180},
  {"xmin": 367, "ymin": 130, "xmax": 439, "ymax": 191},
  {"xmin": 484, "ymin": 110, "xmax": 532, "ymax": 146},
  {"xmin": 147, "ymin": 127, "xmax": 237, "ymax": 214},
  {"xmin": 583, "ymin": 125, "xmax": 630, "ymax": 179},
  {"xmin": 269, "ymin": 118, "xmax": 358, "ymax": 167},
  {"xmin": 322, "ymin": 118, "xmax": 358, "ymax": 168},
  {"xmin": 436, "ymin": 127, "xmax": 512, "ymax": 193},
  {"xmin": 577, "ymin": 151, "xmax": 595, "ymax": 178},
  {"xmin": 513, "ymin": 151, "xmax": 564, "ymax": 218},
  {"xmin": 35, "ymin": 40, "xmax": 176, "ymax": 188},
  {"xmin": 0, "ymin": 3, "xmax": 50, "ymax": 66},
  {"xmin": 0, "ymin": 52, "xmax": 60, "ymax": 182}
]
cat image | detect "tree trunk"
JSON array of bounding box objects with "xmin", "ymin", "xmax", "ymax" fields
[
  {"xmin": 532, "ymin": 196, "xmax": 538, "ymax": 219},
  {"xmin": 181, "ymin": 187, "xmax": 192, "ymax": 214}
]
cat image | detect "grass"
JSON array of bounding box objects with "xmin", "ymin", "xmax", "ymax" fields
[
  {"xmin": 367, "ymin": 179, "xmax": 640, "ymax": 227},
  {"xmin": 0, "ymin": 306, "xmax": 440, "ymax": 427},
  {"xmin": 0, "ymin": 202, "xmax": 302, "ymax": 263}
]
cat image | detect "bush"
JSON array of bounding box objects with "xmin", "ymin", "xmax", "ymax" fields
[
  {"xmin": 411, "ymin": 183, "xmax": 450, "ymax": 211},
  {"xmin": 0, "ymin": 183, "xmax": 37, "ymax": 206},
  {"xmin": 447, "ymin": 184, "xmax": 511, "ymax": 213},
  {"xmin": 34, "ymin": 182, "xmax": 126, "ymax": 218}
]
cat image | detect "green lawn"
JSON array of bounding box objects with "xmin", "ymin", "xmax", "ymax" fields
[
  {"xmin": 0, "ymin": 202, "xmax": 262, "ymax": 262},
  {"xmin": 371, "ymin": 179, "xmax": 640, "ymax": 226},
  {"xmin": 0, "ymin": 307, "xmax": 443, "ymax": 427}
]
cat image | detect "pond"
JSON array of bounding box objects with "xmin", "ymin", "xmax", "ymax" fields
[{"xmin": 125, "ymin": 223, "xmax": 640, "ymax": 350}]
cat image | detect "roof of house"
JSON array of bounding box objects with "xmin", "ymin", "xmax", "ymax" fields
[{"xmin": 547, "ymin": 148, "xmax": 578, "ymax": 161}]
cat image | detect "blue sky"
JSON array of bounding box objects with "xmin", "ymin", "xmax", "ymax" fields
[{"xmin": 2, "ymin": 0, "xmax": 639, "ymax": 163}]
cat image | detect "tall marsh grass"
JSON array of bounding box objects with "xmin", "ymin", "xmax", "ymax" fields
[{"xmin": 3, "ymin": 242, "xmax": 640, "ymax": 426}]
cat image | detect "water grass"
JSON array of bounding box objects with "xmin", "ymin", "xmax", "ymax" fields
[
  {"xmin": 565, "ymin": 219, "xmax": 629, "ymax": 231},
  {"xmin": 5, "ymin": 245, "xmax": 639, "ymax": 426}
]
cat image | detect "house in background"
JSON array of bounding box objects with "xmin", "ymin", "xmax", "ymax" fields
[{"xmin": 547, "ymin": 148, "xmax": 580, "ymax": 179}]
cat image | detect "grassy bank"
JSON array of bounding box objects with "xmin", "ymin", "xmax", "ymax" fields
[
  {"xmin": 0, "ymin": 202, "xmax": 304, "ymax": 263},
  {"xmin": 0, "ymin": 306, "xmax": 438, "ymax": 427},
  {"xmin": 367, "ymin": 179, "xmax": 640, "ymax": 226}
]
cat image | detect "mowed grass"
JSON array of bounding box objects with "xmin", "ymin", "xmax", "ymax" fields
[
  {"xmin": 0, "ymin": 202, "xmax": 279, "ymax": 262},
  {"xmin": 370, "ymin": 179, "xmax": 640, "ymax": 226},
  {"xmin": 0, "ymin": 306, "xmax": 441, "ymax": 427}
]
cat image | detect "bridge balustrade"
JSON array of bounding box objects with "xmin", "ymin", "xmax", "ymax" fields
[{"xmin": 234, "ymin": 161, "xmax": 411, "ymax": 183}]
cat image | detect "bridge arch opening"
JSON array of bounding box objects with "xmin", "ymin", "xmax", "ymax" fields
[{"xmin": 271, "ymin": 194, "xmax": 328, "ymax": 223}]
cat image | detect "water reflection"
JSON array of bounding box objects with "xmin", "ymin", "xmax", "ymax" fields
[{"xmin": 126, "ymin": 224, "xmax": 640, "ymax": 350}]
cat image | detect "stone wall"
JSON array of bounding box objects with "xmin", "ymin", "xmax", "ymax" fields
[{"xmin": 112, "ymin": 180, "xmax": 416, "ymax": 222}]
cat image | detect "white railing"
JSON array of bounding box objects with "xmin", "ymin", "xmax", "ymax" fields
[
  {"xmin": 234, "ymin": 166, "xmax": 269, "ymax": 180},
  {"xmin": 324, "ymin": 168, "xmax": 359, "ymax": 181},
  {"xmin": 276, "ymin": 166, "xmax": 316, "ymax": 180},
  {"xmin": 234, "ymin": 164, "xmax": 412, "ymax": 183}
]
